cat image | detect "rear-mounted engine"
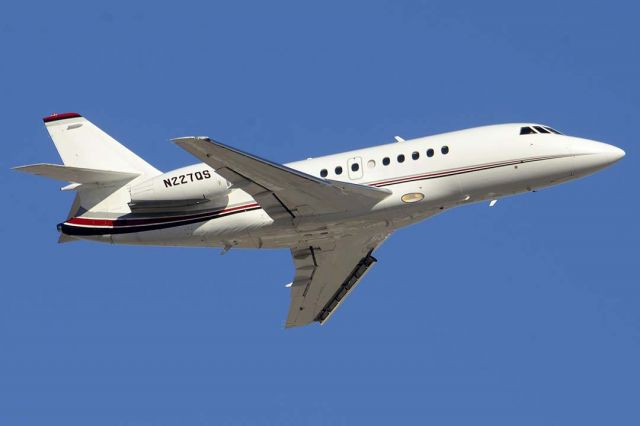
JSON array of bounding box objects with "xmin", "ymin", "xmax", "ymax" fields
[{"xmin": 129, "ymin": 165, "xmax": 230, "ymax": 211}]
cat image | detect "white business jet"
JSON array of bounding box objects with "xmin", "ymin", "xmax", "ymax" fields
[{"xmin": 15, "ymin": 113, "xmax": 624, "ymax": 327}]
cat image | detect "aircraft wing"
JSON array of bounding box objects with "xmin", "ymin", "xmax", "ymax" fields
[
  {"xmin": 173, "ymin": 137, "xmax": 391, "ymax": 220},
  {"xmin": 285, "ymin": 232, "xmax": 389, "ymax": 328}
]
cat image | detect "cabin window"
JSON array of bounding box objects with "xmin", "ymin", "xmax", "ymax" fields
[
  {"xmin": 427, "ymin": 148, "xmax": 434, "ymax": 157},
  {"xmin": 412, "ymin": 151, "xmax": 420, "ymax": 160},
  {"xmin": 335, "ymin": 166, "xmax": 343, "ymax": 175},
  {"xmin": 320, "ymin": 169, "xmax": 328, "ymax": 178},
  {"xmin": 397, "ymin": 154, "xmax": 405, "ymax": 163},
  {"xmin": 367, "ymin": 159, "xmax": 376, "ymax": 168},
  {"xmin": 441, "ymin": 146, "xmax": 449, "ymax": 154},
  {"xmin": 351, "ymin": 162, "xmax": 360, "ymax": 172},
  {"xmin": 382, "ymin": 157, "xmax": 390, "ymax": 166}
]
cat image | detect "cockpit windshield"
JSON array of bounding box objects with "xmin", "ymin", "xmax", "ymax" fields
[{"xmin": 520, "ymin": 125, "xmax": 563, "ymax": 135}]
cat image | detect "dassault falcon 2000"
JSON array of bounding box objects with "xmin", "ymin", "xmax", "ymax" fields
[{"xmin": 15, "ymin": 113, "xmax": 624, "ymax": 327}]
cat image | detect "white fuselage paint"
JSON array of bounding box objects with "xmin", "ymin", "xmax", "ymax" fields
[{"xmin": 77, "ymin": 123, "xmax": 624, "ymax": 248}]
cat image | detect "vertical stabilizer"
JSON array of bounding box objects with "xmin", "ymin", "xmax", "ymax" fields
[
  {"xmin": 43, "ymin": 112, "xmax": 160, "ymax": 176},
  {"xmin": 39, "ymin": 112, "xmax": 161, "ymax": 215}
]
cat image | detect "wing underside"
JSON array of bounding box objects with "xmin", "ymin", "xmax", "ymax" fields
[{"xmin": 286, "ymin": 233, "xmax": 389, "ymax": 328}]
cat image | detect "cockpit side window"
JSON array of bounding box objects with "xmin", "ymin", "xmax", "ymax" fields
[
  {"xmin": 521, "ymin": 125, "xmax": 564, "ymax": 136},
  {"xmin": 544, "ymin": 126, "xmax": 563, "ymax": 135}
]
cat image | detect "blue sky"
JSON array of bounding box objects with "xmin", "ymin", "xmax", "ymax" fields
[{"xmin": 1, "ymin": 1, "xmax": 638, "ymax": 424}]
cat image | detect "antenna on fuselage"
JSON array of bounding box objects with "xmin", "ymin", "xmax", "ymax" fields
[{"xmin": 394, "ymin": 136, "xmax": 405, "ymax": 142}]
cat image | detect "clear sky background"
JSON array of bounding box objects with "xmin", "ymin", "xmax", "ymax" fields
[{"xmin": 1, "ymin": 1, "xmax": 638, "ymax": 424}]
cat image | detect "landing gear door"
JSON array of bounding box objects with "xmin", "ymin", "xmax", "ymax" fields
[{"xmin": 347, "ymin": 157, "xmax": 363, "ymax": 180}]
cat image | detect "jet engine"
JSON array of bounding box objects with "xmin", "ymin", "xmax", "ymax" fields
[{"xmin": 129, "ymin": 165, "xmax": 230, "ymax": 211}]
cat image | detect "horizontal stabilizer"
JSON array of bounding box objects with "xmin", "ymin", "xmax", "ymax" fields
[{"xmin": 14, "ymin": 163, "xmax": 140, "ymax": 185}]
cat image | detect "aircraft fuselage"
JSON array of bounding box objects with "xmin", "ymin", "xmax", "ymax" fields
[{"xmin": 56, "ymin": 123, "xmax": 623, "ymax": 250}]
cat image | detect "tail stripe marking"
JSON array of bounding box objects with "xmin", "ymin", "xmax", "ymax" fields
[{"xmin": 43, "ymin": 112, "xmax": 82, "ymax": 123}]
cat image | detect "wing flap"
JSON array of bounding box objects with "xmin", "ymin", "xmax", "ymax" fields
[
  {"xmin": 314, "ymin": 249, "xmax": 377, "ymax": 324},
  {"xmin": 285, "ymin": 233, "xmax": 389, "ymax": 328}
]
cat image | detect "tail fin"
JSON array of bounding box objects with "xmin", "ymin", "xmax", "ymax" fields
[
  {"xmin": 16, "ymin": 113, "xmax": 162, "ymax": 220},
  {"xmin": 43, "ymin": 112, "xmax": 159, "ymax": 175}
]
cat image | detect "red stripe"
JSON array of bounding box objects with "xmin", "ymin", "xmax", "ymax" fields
[
  {"xmin": 372, "ymin": 160, "xmax": 520, "ymax": 187},
  {"xmin": 369, "ymin": 163, "xmax": 504, "ymax": 187},
  {"xmin": 368, "ymin": 155, "xmax": 560, "ymax": 187},
  {"xmin": 43, "ymin": 112, "xmax": 82, "ymax": 123},
  {"xmin": 67, "ymin": 203, "xmax": 259, "ymax": 228}
]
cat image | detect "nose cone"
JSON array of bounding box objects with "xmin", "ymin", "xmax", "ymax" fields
[
  {"xmin": 607, "ymin": 145, "xmax": 626, "ymax": 162},
  {"xmin": 571, "ymin": 138, "xmax": 625, "ymax": 178}
]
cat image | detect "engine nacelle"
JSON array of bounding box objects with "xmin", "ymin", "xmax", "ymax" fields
[{"xmin": 129, "ymin": 165, "xmax": 230, "ymax": 210}]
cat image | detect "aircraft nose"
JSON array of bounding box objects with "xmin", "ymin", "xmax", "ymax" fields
[
  {"xmin": 571, "ymin": 138, "xmax": 625, "ymax": 177},
  {"xmin": 607, "ymin": 144, "xmax": 626, "ymax": 161},
  {"xmin": 591, "ymin": 142, "xmax": 625, "ymax": 163}
]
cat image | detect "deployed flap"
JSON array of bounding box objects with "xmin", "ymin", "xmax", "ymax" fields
[
  {"xmin": 173, "ymin": 137, "xmax": 391, "ymax": 220},
  {"xmin": 286, "ymin": 232, "xmax": 389, "ymax": 328},
  {"xmin": 13, "ymin": 163, "xmax": 140, "ymax": 185}
]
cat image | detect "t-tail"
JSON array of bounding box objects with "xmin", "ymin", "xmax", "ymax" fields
[{"xmin": 14, "ymin": 113, "xmax": 161, "ymax": 242}]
